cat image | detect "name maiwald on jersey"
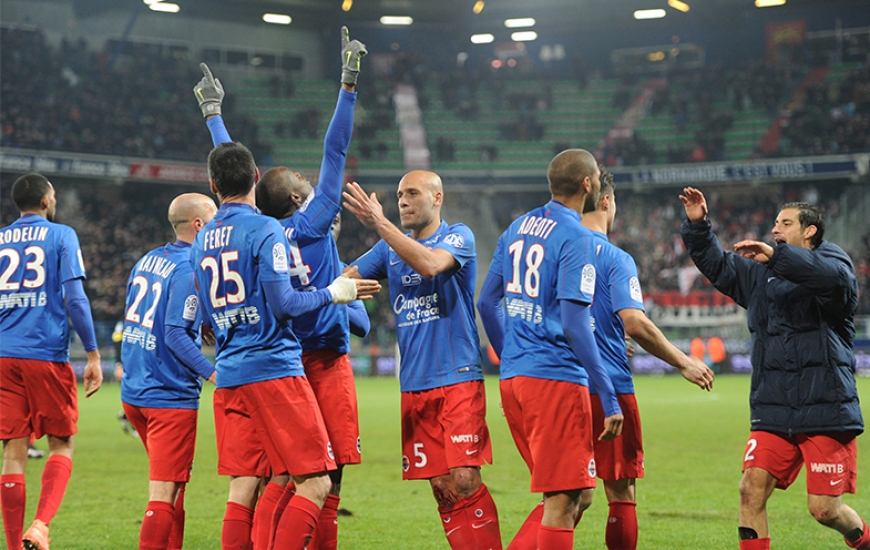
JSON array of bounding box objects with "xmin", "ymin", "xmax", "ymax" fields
[{"xmin": 0, "ymin": 215, "xmax": 87, "ymax": 362}]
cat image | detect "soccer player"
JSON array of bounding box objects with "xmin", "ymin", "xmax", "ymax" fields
[
  {"xmin": 194, "ymin": 27, "xmax": 367, "ymax": 550},
  {"xmin": 120, "ymin": 192, "xmax": 218, "ymax": 550},
  {"xmin": 342, "ymin": 171, "xmax": 502, "ymax": 550},
  {"xmin": 580, "ymin": 170, "xmax": 714, "ymax": 550},
  {"xmin": 476, "ymin": 149, "xmax": 623, "ymax": 550},
  {"xmin": 0, "ymin": 173, "xmax": 103, "ymax": 550},
  {"xmin": 191, "ymin": 140, "xmax": 379, "ymax": 550},
  {"xmin": 680, "ymin": 187, "xmax": 869, "ymax": 550}
]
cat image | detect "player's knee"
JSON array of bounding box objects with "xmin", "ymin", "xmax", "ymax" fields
[
  {"xmin": 808, "ymin": 502, "xmax": 840, "ymax": 526},
  {"xmin": 738, "ymin": 471, "xmax": 769, "ymax": 509},
  {"xmin": 430, "ymin": 476, "xmax": 460, "ymax": 508},
  {"xmin": 451, "ymin": 467, "xmax": 481, "ymax": 497}
]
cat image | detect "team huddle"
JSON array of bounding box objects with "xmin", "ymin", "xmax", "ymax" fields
[{"xmin": 1, "ymin": 26, "xmax": 869, "ymax": 550}]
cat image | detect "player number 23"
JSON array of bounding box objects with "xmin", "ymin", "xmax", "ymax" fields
[{"xmin": 0, "ymin": 246, "xmax": 46, "ymax": 291}]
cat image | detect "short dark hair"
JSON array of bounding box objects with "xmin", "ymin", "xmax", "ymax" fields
[
  {"xmin": 256, "ymin": 167, "xmax": 296, "ymax": 219},
  {"xmin": 547, "ymin": 149, "xmax": 597, "ymax": 198},
  {"xmin": 11, "ymin": 173, "xmax": 51, "ymax": 211},
  {"xmin": 781, "ymin": 201, "xmax": 824, "ymax": 249},
  {"xmin": 208, "ymin": 142, "xmax": 257, "ymax": 199},
  {"xmin": 584, "ymin": 166, "xmax": 615, "ymax": 214}
]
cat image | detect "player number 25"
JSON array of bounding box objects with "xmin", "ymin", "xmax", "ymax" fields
[
  {"xmin": 506, "ymin": 240, "xmax": 544, "ymax": 298},
  {"xmin": 0, "ymin": 246, "xmax": 46, "ymax": 291},
  {"xmin": 200, "ymin": 251, "xmax": 246, "ymax": 308}
]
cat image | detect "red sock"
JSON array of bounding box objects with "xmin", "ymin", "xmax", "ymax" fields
[
  {"xmin": 272, "ymin": 495, "xmax": 320, "ymax": 550},
  {"xmin": 308, "ymin": 494, "xmax": 340, "ymax": 550},
  {"xmin": 507, "ymin": 502, "xmax": 543, "ymax": 550},
  {"xmin": 168, "ymin": 485, "xmax": 186, "ymax": 550},
  {"xmin": 139, "ymin": 500, "xmax": 175, "ymax": 550},
  {"xmin": 846, "ymin": 520, "xmax": 870, "ymax": 550},
  {"xmin": 463, "ymin": 484, "xmax": 502, "ymax": 550},
  {"xmin": 536, "ymin": 525, "xmax": 573, "ymax": 550},
  {"xmin": 35, "ymin": 454, "xmax": 72, "ymax": 524},
  {"xmin": 222, "ymin": 501, "xmax": 254, "ymax": 550},
  {"xmin": 605, "ymin": 500, "xmax": 638, "ymax": 550},
  {"xmin": 739, "ymin": 538, "xmax": 770, "ymax": 550},
  {"xmin": 1, "ymin": 474, "xmax": 26, "ymax": 550},
  {"xmin": 252, "ymin": 482, "xmax": 283, "ymax": 550},
  {"xmin": 268, "ymin": 483, "xmax": 296, "ymax": 550}
]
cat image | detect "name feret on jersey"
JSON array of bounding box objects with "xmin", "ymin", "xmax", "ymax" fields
[
  {"xmin": 351, "ymin": 221, "xmax": 483, "ymax": 392},
  {"xmin": 491, "ymin": 201, "xmax": 598, "ymax": 386}
]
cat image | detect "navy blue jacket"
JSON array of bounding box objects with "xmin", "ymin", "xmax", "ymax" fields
[{"xmin": 681, "ymin": 219, "xmax": 862, "ymax": 435}]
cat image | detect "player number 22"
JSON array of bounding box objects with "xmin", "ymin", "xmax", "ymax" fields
[
  {"xmin": 125, "ymin": 275, "xmax": 162, "ymax": 330},
  {"xmin": 0, "ymin": 246, "xmax": 46, "ymax": 291},
  {"xmin": 506, "ymin": 240, "xmax": 545, "ymax": 298}
]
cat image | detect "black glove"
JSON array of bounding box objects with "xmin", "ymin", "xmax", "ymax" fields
[
  {"xmin": 341, "ymin": 26, "xmax": 367, "ymax": 86},
  {"xmin": 193, "ymin": 62, "xmax": 224, "ymax": 118}
]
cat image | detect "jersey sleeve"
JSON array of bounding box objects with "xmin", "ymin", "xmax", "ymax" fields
[
  {"xmin": 59, "ymin": 227, "xmax": 87, "ymax": 283},
  {"xmin": 558, "ymin": 233, "xmax": 596, "ymax": 305},
  {"xmin": 610, "ymin": 251, "xmax": 645, "ymax": 314},
  {"xmin": 433, "ymin": 224, "xmax": 475, "ymax": 269},
  {"xmin": 351, "ymin": 239, "xmax": 389, "ymax": 280},
  {"xmin": 488, "ymin": 235, "xmax": 504, "ymax": 276},
  {"xmin": 256, "ymin": 219, "xmax": 292, "ymax": 283},
  {"xmin": 164, "ymin": 267, "xmax": 200, "ymax": 330}
]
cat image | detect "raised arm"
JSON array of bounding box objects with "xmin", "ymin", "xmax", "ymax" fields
[{"xmin": 194, "ymin": 62, "xmax": 232, "ymax": 145}]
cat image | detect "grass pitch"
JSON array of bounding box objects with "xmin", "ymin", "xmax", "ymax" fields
[{"xmin": 5, "ymin": 375, "xmax": 870, "ymax": 549}]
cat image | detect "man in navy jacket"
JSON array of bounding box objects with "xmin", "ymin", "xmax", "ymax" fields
[{"xmin": 680, "ymin": 186, "xmax": 867, "ymax": 550}]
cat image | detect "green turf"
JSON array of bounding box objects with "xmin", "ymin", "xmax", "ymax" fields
[{"xmin": 5, "ymin": 375, "xmax": 870, "ymax": 548}]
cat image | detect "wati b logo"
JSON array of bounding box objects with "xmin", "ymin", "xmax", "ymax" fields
[
  {"xmin": 450, "ymin": 434, "xmax": 479, "ymax": 444},
  {"xmin": 810, "ymin": 462, "xmax": 844, "ymax": 474}
]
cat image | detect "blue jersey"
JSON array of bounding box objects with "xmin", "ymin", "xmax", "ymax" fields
[
  {"xmin": 282, "ymin": 188, "xmax": 348, "ymax": 353},
  {"xmin": 191, "ymin": 203, "xmax": 303, "ymax": 388},
  {"xmin": 352, "ymin": 221, "xmax": 483, "ymax": 392},
  {"xmin": 489, "ymin": 201, "xmax": 598, "ymax": 385},
  {"xmin": 0, "ymin": 214, "xmax": 86, "ymax": 362},
  {"xmin": 120, "ymin": 241, "xmax": 205, "ymax": 409},
  {"xmin": 588, "ymin": 231, "xmax": 645, "ymax": 395}
]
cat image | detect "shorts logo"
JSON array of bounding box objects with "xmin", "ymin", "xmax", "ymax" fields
[
  {"xmin": 273, "ymin": 243, "xmax": 288, "ymax": 272},
  {"xmin": 402, "ymin": 455, "xmax": 410, "ymax": 472},
  {"xmin": 588, "ymin": 458, "xmax": 596, "ymax": 478},
  {"xmin": 327, "ymin": 442, "xmax": 334, "ymax": 460},
  {"xmin": 810, "ymin": 462, "xmax": 844, "ymax": 474},
  {"xmin": 831, "ymin": 479, "xmax": 844, "ymax": 486},
  {"xmin": 357, "ymin": 436, "xmax": 362, "ymax": 454},
  {"xmin": 581, "ymin": 264, "xmax": 596, "ymax": 296},
  {"xmin": 450, "ymin": 434, "xmax": 479, "ymax": 444},
  {"xmin": 443, "ymin": 233, "xmax": 464, "ymax": 248},
  {"xmin": 474, "ymin": 508, "xmax": 483, "ymax": 518},
  {"xmin": 183, "ymin": 294, "xmax": 198, "ymax": 321}
]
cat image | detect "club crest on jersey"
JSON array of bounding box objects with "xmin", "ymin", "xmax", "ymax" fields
[
  {"xmin": 588, "ymin": 458, "xmax": 596, "ymax": 478},
  {"xmin": 402, "ymin": 455, "xmax": 410, "ymax": 472},
  {"xmin": 183, "ymin": 295, "xmax": 198, "ymax": 321},
  {"xmin": 629, "ymin": 276, "xmax": 643, "ymax": 303},
  {"xmin": 273, "ymin": 243, "xmax": 288, "ymax": 272},
  {"xmin": 442, "ymin": 233, "xmax": 464, "ymax": 248},
  {"xmin": 580, "ymin": 264, "xmax": 596, "ymax": 295}
]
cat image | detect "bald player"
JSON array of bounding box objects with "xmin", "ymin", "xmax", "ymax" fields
[
  {"xmin": 343, "ymin": 171, "xmax": 502, "ymax": 550},
  {"xmin": 120, "ymin": 193, "xmax": 218, "ymax": 550}
]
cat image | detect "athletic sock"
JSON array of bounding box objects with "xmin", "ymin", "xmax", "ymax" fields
[
  {"xmin": 507, "ymin": 502, "xmax": 543, "ymax": 550},
  {"xmin": 739, "ymin": 538, "xmax": 771, "ymax": 550},
  {"xmin": 168, "ymin": 484, "xmax": 186, "ymax": 550},
  {"xmin": 35, "ymin": 454, "xmax": 72, "ymax": 524},
  {"xmin": 1, "ymin": 473, "xmax": 26, "ymax": 550},
  {"xmin": 252, "ymin": 482, "xmax": 283, "ymax": 550},
  {"xmin": 139, "ymin": 500, "xmax": 175, "ymax": 550},
  {"xmin": 268, "ymin": 483, "xmax": 296, "ymax": 550},
  {"xmin": 272, "ymin": 494, "xmax": 321, "ymax": 550},
  {"xmin": 605, "ymin": 500, "xmax": 638, "ymax": 550},
  {"xmin": 845, "ymin": 520, "xmax": 870, "ymax": 549},
  {"xmin": 439, "ymin": 496, "xmax": 478, "ymax": 550},
  {"xmin": 222, "ymin": 501, "xmax": 254, "ymax": 550},
  {"xmin": 463, "ymin": 484, "xmax": 502, "ymax": 550},
  {"xmin": 308, "ymin": 493, "xmax": 340, "ymax": 550},
  {"xmin": 536, "ymin": 525, "xmax": 573, "ymax": 550}
]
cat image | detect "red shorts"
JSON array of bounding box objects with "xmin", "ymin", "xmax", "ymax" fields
[
  {"xmin": 123, "ymin": 403, "xmax": 197, "ymax": 483},
  {"xmin": 501, "ymin": 376, "xmax": 597, "ymax": 493},
  {"xmin": 591, "ymin": 393, "xmax": 644, "ymax": 481},
  {"xmin": 303, "ymin": 349, "xmax": 361, "ymax": 465},
  {"xmin": 0, "ymin": 357, "xmax": 78, "ymax": 440},
  {"xmin": 400, "ymin": 380, "xmax": 492, "ymax": 480},
  {"xmin": 215, "ymin": 377, "xmax": 335, "ymax": 478},
  {"xmin": 742, "ymin": 430, "xmax": 858, "ymax": 495}
]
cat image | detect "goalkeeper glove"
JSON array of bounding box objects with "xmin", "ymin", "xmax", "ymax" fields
[
  {"xmin": 341, "ymin": 26, "xmax": 367, "ymax": 86},
  {"xmin": 193, "ymin": 62, "xmax": 224, "ymax": 118}
]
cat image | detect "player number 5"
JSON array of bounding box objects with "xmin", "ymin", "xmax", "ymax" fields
[{"xmin": 413, "ymin": 442, "xmax": 428, "ymax": 468}]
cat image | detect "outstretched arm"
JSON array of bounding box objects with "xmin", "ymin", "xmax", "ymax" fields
[
  {"xmin": 194, "ymin": 62, "xmax": 232, "ymax": 145},
  {"xmin": 619, "ymin": 308, "xmax": 713, "ymax": 390}
]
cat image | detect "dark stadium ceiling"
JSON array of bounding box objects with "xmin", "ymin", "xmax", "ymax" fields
[{"xmin": 73, "ymin": 0, "xmax": 870, "ymax": 34}]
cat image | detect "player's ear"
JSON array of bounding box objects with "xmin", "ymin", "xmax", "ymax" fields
[
  {"xmin": 254, "ymin": 168, "xmax": 261, "ymax": 185},
  {"xmin": 209, "ymin": 178, "xmax": 218, "ymax": 195}
]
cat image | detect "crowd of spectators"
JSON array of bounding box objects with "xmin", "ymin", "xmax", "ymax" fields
[{"xmin": 0, "ymin": 27, "xmax": 270, "ymax": 164}]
